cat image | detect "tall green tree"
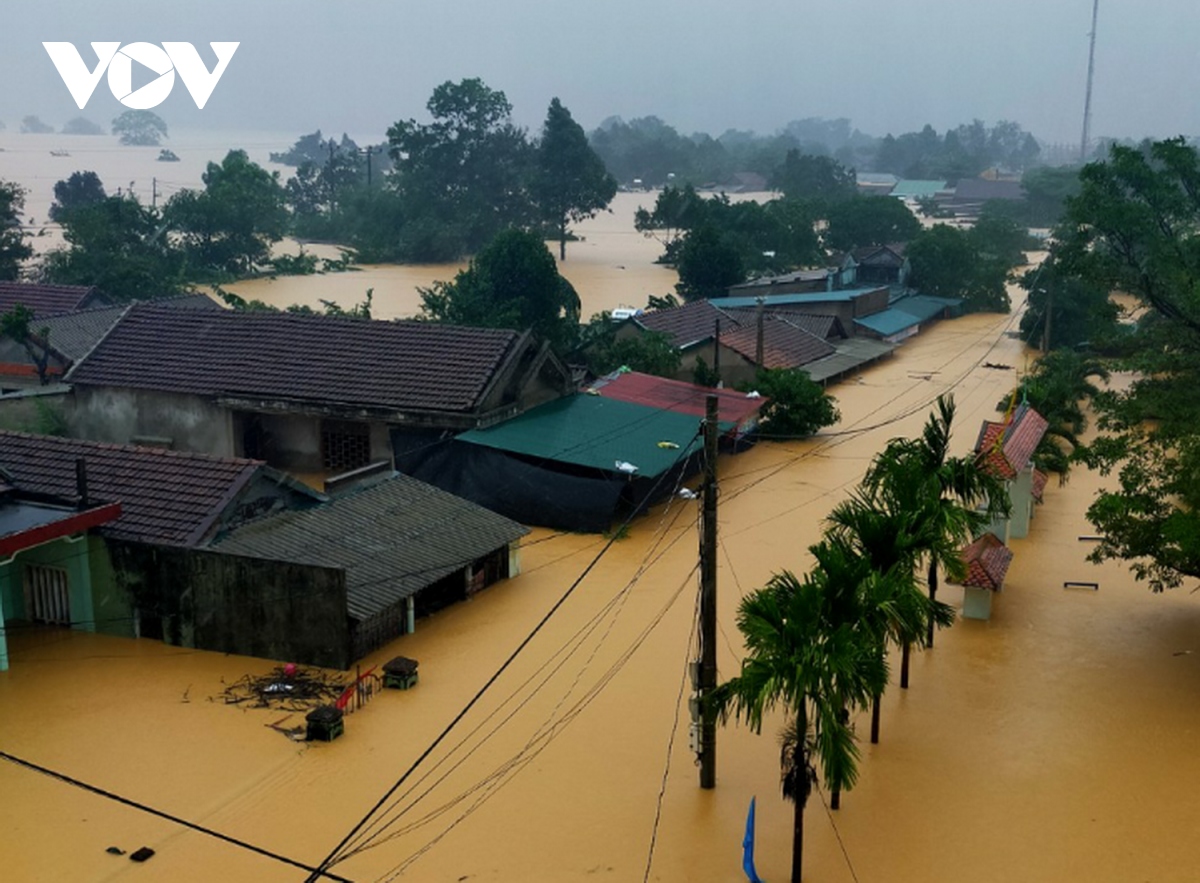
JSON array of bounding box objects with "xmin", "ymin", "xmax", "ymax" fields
[
  {"xmin": 49, "ymin": 171, "xmax": 107, "ymax": 224},
  {"xmin": 532, "ymin": 98, "xmax": 616, "ymax": 260},
  {"xmin": 1057, "ymin": 138, "xmax": 1200, "ymax": 591},
  {"xmin": 674, "ymin": 224, "xmax": 744, "ymax": 300},
  {"xmin": 862, "ymin": 395, "xmax": 1009, "ymax": 653},
  {"xmin": 41, "ymin": 196, "xmax": 184, "ymax": 300},
  {"xmin": 0, "ymin": 180, "xmax": 32, "ymax": 280},
  {"xmin": 739, "ymin": 368, "xmax": 839, "ymax": 438},
  {"xmin": 773, "ymin": 149, "xmax": 856, "ymax": 205},
  {"xmin": 112, "ymin": 110, "xmax": 168, "ymax": 146},
  {"xmin": 419, "ymin": 228, "xmax": 580, "ymax": 349},
  {"xmin": 713, "ymin": 569, "xmax": 886, "ymax": 883},
  {"xmin": 908, "ymin": 223, "xmax": 1011, "ymax": 312},
  {"xmin": 0, "ymin": 305, "xmax": 53, "ymax": 384},
  {"xmin": 824, "ymin": 196, "xmax": 921, "ymax": 252},
  {"xmin": 388, "ymin": 78, "xmax": 533, "ymax": 260},
  {"xmin": 168, "ymin": 149, "xmax": 288, "ymax": 276}
]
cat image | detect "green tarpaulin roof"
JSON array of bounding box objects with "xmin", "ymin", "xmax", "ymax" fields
[{"xmin": 457, "ymin": 394, "xmax": 732, "ymax": 477}]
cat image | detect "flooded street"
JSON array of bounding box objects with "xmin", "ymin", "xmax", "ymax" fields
[{"xmin": 3, "ymin": 134, "xmax": 1200, "ymax": 883}]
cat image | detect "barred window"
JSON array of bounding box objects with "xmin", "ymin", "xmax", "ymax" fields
[{"xmin": 321, "ymin": 420, "xmax": 371, "ymax": 472}]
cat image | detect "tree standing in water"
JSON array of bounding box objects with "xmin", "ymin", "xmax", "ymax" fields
[
  {"xmin": 532, "ymin": 98, "xmax": 616, "ymax": 260},
  {"xmin": 714, "ymin": 569, "xmax": 884, "ymax": 882}
]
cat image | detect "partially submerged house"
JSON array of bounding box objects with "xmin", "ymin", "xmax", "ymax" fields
[
  {"xmin": 216, "ymin": 473, "xmax": 529, "ymax": 661},
  {"xmin": 402, "ymin": 393, "xmax": 731, "ymax": 532},
  {"xmin": 853, "ymin": 294, "xmax": 963, "ymax": 344},
  {"xmin": 945, "ymin": 178, "xmax": 1025, "ymax": 219},
  {"xmin": 974, "ymin": 404, "xmax": 1050, "ymax": 541},
  {"xmin": 0, "ymin": 431, "xmax": 529, "ymax": 669},
  {"xmin": 588, "ymin": 370, "xmax": 765, "ymax": 443},
  {"xmin": 953, "ymin": 532, "xmax": 1015, "ymax": 621},
  {"xmin": 0, "ymin": 431, "xmax": 320, "ymax": 670},
  {"xmin": 64, "ymin": 305, "xmax": 572, "ymax": 485}
]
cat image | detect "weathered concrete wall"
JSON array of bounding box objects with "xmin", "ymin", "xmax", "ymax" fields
[
  {"xmin": 107, "ymin": 541, "xmax": 351, "ymax": 670},
  {"xmin": 0, "ymin": 387, "xmax": 73, "ymax": 434},
  {"xmin": 89, "ymin": 535, "xmax": 135, "ymax": 639},
  {"xmin": 69, "ymin": 387, "xmax": 234, "ymax": 456}
]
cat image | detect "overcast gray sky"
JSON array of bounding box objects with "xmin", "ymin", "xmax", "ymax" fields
[{"xmin": 2, "ymin": 0, "xmax": 1194, "ymax": 146}]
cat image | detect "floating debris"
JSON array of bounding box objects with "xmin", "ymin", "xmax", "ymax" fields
[
  {"xmin": 215, "ymin": 665, "xmax": 348, "ymax": 712},
  {"xmin": 129, "ymin": 847, "xmax": 155, "ymax": 863}
]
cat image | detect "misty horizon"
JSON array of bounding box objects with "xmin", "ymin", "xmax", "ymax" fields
[{"xmin": 2, "ymin": 1, "xmax": 1196, "ymax": 152}]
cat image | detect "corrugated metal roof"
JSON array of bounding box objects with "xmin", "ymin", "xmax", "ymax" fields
[
  {"xmin": 717, "ymin": 286, "xmax": 888, "ymax": 309},
  {"xmin": 802, "ymin": 337, "xmax": 895, "ymax": 384},
  {"xmin": 216, "ymin": 473, "xmax": 528, "ymax": 621},
  {"xmin": 589, "ymin": 371, "xmax": 763, "ymax": 426},
  {"xmin": 458, "ymin": 394, "xmax": 727, "ymax": 477}
]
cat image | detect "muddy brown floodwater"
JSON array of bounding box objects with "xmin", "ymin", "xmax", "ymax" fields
[{"xmin": 3, "ymin": 135, "xmax": 1200, "ymax": 882}]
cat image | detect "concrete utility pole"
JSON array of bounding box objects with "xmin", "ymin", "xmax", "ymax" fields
[
  {"xmin": 698, "ymin": 393, "xmax": 719, "ymax": 789},
  {"xmin": 1080, "ymin": 0, "xmax": 1101, "ymax": 163}
]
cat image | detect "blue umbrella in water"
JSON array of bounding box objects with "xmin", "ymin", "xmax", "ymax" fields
[{"xmin": 743, "ymin": 796, "xmax": 764, "ymax": 882}]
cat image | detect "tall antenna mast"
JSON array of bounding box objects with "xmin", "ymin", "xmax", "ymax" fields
[{"xmin": 1080, "ymin": 0, "xmax": 1101, "ymax": 163}]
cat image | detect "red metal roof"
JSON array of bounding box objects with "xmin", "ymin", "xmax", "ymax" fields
[
  {"xmin": 589, "ymin": 371, "xmax": 764, "ymax": 426},
  {"xmin": 958, "ymin": 533, "xmax": 1014, "ymax": 591},
  {"xmin": 0, "ymin": 502, "xmax": 122, "ymax": 557}
]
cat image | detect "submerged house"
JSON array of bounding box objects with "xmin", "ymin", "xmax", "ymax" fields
[
  {"xmin": 952, "ymin": 532, "xmax": 1015, "ymax": 621},
  {"xmin": 402, "ymin": 391, "xmax": 732, "ymax": 532},
  {"xmin": 0, "ymin": 431, "xmax": 529, "ymax": 670},
  {"xmin": 64, "ymin": 304, "xmax": 572, "ymax": 487},
  {"xmin": 974, "ymin": 404, "xmax": 1050, "ymax": 542},
  {"xmin": 216, "ymin": 474, "xmax": 529, "ymax": 661}
]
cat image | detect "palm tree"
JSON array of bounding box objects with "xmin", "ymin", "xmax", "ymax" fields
[
  {"xmin": 864, "ymin": 395, "xmax": 1009, "ymax": 659},
  {"xmin": 713, "ymin": 569, "xmax": 885, "ymax": 883},
  {"xmin": 823, "ymin": 496, "xmax": 955, "ymax": 747}
]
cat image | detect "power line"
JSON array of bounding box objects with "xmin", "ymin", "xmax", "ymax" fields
[
  {"xmin": 301, "ymin": 444, "xmax": 697, "ymax": 882},
  {"xmin": 0, "ymin": 749, "xmax": 355, "ymax": 882},
  {"xmin": 332, "ymin": 468, "xmax": 699, "ymax": 863},
  {"xmin": 642, "ymin": 584, "xmax": 700, "ymax": 883}
]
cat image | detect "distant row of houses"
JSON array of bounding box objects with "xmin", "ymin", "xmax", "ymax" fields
[{"xmin": 855, "ymin": 172, "xmax": 1026, "ymax": 219}]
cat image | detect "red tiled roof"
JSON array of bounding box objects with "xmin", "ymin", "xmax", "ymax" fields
[
  {"xmin": 973, "ymin": 406, "xmax": 1050, "ymax": 479},
  {"xmin": 1031, "ymin": 468, "xmax": 1049, "ymax": 503},
  {"xmin": 1002, "ymin": 405, "xmax": 1049, "ymax": 473},
  {"xmin": 719, "ymin": 317, "xmax": 835, "ymax": 370},
  {"xmin": 67, "ymin": 304, "xmax": 524, "ymax": 414},
  {"xmin": 0, "ymin": 282, "xmax": 99, "ymax": 317},
  {"xmin": 974, "ymin": 421, "xmax": 1015, "ymax": 479},
  {"xmin": 589, "ymin": 371, "xmax": 764, "ymax": 425},
  {"xmin": 958, "ymin": 533, "xmax": 1014, "ymax": 591},
  {"xmin": 0, "ymin": 431, "xmax": 262, "ymax": 546},
  {"xmin": 634, "ymin": 300, "xmax": 740, "ymax": 349}
]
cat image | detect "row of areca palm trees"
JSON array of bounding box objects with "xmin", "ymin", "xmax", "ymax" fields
[{"xmin": 713, "ymin": 395, "xmax": 1009, "ymax": 882}]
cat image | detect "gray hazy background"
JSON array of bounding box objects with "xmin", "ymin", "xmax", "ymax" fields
[{"xmin": 1, "ymin": 0, "xmax": 1194, "ymax": 144}]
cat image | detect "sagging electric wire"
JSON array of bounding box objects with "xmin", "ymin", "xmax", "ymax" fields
[
  {"xmin": 366, "ymin": 561, "xmax": 701, "ymax": 883},
  {"xmin": 301, "ymin": 441, "xmax": 700, "ymax": 882},
  {"xmin": 333, "ymin": 462, "xmax": 700, "ymax": 864},
  {"xmin": 0, "ymin": 750, "xmax": 355, "ymax": 882}
]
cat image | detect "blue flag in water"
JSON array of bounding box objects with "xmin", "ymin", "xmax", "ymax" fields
[{"xmin": 743, "ymin": 796, "xmax": 764, "ymax": 882}]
